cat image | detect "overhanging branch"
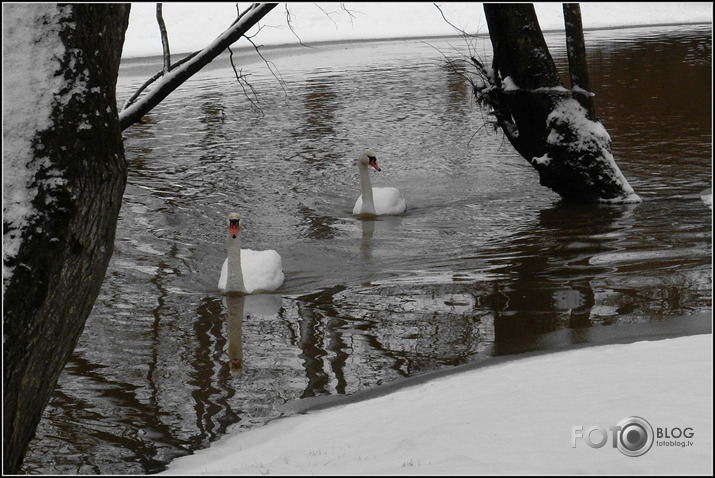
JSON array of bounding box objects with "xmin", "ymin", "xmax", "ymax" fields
[{"xmin": 119, "ymin": 2, "xmax": 278, "ymax": 130}]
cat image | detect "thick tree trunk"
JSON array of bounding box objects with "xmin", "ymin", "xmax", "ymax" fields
[
  {"xmin": 476, "ymin": 3, "xmax": 639, "ymax": 203},
  {"xmin": 482, "ymin": 4, "xmax": 561, "ymax": 160},
  {"xmin": 2, "ymin": 4, "xmax": 130, "ymax": 473}
]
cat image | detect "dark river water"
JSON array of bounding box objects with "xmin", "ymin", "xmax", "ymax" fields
[{"xmin": 21, "ymin": 24, "xmax": 712, "ymax": 474}]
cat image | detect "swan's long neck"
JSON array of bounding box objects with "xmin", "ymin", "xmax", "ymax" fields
[
  {"xmin": 358, "ymin": 162, "xmax": 376, "ymax": 215},
  {"xmin": 227, "ymin": 230, "xmax": 246, "ymax": 292}
]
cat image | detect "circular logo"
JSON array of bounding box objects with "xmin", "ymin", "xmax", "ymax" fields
[{"xmin": 616, "ymin": 416, "xmax": 654, "ymax": 457}]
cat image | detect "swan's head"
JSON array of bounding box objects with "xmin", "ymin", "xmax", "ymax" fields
[
  {"xmin": 227, "ymin": 212, "xmax": 241, "ymax": 238},
  {"xmin": 358, "ymin": 151, "xmax": 381, "ymax": 171}
]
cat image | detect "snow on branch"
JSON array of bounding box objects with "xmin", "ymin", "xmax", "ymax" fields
[{"xmin": 119, "ymin": 2, "xmax": 278, "ymax": 130}]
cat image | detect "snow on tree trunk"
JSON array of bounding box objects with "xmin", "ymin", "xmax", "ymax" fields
[
  {"xmin": 2, "ymin": 4, "xmax": 130, "ymax": 473},
  {"xmin": 537, "ymin": 98, "xmax": 640, "ymax": 202},
  {"xmin": 476, "ymin": 3, "xmax": 640, "ymax": 203}
]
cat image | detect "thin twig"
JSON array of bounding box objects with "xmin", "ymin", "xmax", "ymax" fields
[
  {"xmin": 228, "ymin": 45, "xmax": 264, "ymax": 116},
  {"xmin": 433, "ymin": 3, "xmax": 470, "ymax": 37},
  {"xmin": 339, "ymin": 3, "xmax": 357, "ymax": 26},
  {"xmin": 313, "ymin": 3, "xmax": 339, "ymax": 29},
  {"xmin": 243, "ymin": 34, "xmax": 288, "ymax": 98},
  {"xmin": 428, "ymin": 3, "xmax": 509, "ymax": 144},
  {"xmin": 121, "ymin": 51, "xmax": 199, "ymax": 111},
  {"xmin": 285, "ymin": 4, "xmax": 311, "ymax": 47}
]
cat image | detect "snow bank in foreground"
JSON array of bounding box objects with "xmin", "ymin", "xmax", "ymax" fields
[{"xmin": 163, "ymin": 334, "xmax": 713, "ymax": 475}]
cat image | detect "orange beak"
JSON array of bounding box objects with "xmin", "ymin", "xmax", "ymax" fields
[{"xmin": 229, "ymin": 220, "xmax": 240, "ymax": 238}]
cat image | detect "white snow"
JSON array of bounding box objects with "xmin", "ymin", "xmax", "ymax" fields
[
  {"xmin": 2, "ymin": 3, "xmax": 74, "ymax": 289},
  {"xmin": 163, "ymin": 334, "xmax": 713, "ymax": 475},
  {"xmin": 501, "ymin": 76, "xmax": 519, "ymax": 91},
  {"xmin": 546, "ymin": 98, "xmax": 642, "ymax": 203},
  {"xmin": 121, "ymin": 2, "xmax": 713, "ymax": 58},
  {"xmin": 547, "ymin": 99, "xmax": 613, "ymax": 154},
  {"xmin": 147, "ymin": 5, "xmax": 711, "ymax": 475},
  {"xmin": 572, "ymin": 84, "xmax": 596, "ymax": 97},
  {"xmin": 3, "ymin": 3, "xmax": 711, "ymax": 474},
  {"xmin": 532, "ymin": 153, "xmax": 552, "ymax": 166}
]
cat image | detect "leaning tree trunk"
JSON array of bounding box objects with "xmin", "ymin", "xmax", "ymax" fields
[
  {"xmin": 475, "ymin": 3, "xmax": 639, "ymax": 203},
  {"xmin": 2, "ymin": 4, "xmax": 130, "ymax": 473}
]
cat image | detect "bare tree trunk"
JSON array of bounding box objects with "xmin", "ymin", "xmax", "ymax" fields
[
  {"xmin": 120, "ymin": 2, "xmax": 278, "ymax": 130},
  {"xmin": 563, "ymin": 3, "xmax": 596, "ymax": 117},
  {"xmin": 474, "ymin": 3, "xmax": 639, "ymax": 203},
  {"xmin": 482, "ymin": 4, "xmax": 562, "ymax": 160},
  {"xmin": 157, "ymin": 3, "xmax": 171, "ymax": 74},
  {"xmin": 2, "ymin": 4, "xmax": 130, "ymax": 473}
]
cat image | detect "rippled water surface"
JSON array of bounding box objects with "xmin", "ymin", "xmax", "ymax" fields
[{"xmin": 23, "ymin": 25, "xmax": 711, "ymax": 474}]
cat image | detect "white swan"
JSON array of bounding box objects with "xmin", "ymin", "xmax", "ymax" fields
[
  {"xmin": 218, "ymin": 213, "xmax": 284, "ymax": 294},
  {"xmin": 352, "ymin": 151, "xmax": 406, "ymax": 216}
]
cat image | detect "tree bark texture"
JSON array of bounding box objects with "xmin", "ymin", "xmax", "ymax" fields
[
  {"xmin": 2, "ymin": 4, "xmax": 130, "ymax": 473},
  {"xmin": 563, "ymin": 3, "xmax": 596, "ymax": 117},
  {"xmin": 479, "ymin": 3, "xmax": 638, "ymax": 202},
  {"xmin": 482, "ymin": 3, "xmax": 561, "ymax": 160},
  {"xmin": 157, "ymin": 3, "xmax": 171, "ymax": 74}
]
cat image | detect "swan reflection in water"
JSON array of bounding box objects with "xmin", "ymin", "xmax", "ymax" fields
[
  {"xmin": 224, "ymin": 293, "xmax": 283, "ymax": 378},
  {"xmin": 359, "ymin": 213, "xmax": 404, "ymax": 262},
  {"xmin": 219, "ymin": 211, "xmax": 284, "ymax": 377}
]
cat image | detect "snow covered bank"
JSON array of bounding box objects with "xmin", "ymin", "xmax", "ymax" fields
[
  {"xmin": 122, "ymin": 3, "xmax": 713, "ymax": 58},
  {"xmin": 162, "ymin": 333, "xmax": 713, "ymax": 475}
]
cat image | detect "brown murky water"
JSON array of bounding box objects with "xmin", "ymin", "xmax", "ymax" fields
[{"xmin": 22, "ymin": 24, "xmax": 711, "ymax": 474}]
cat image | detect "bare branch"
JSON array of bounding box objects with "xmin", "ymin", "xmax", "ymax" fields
[
  {"xmin": 121, "ymin": 50, "xmax": 199, "ymax": 111},
  {"xmin": 119, "ymin": 2, "xmax": 278, "ymax": 130},
  {"xmin": 339, "ymin": 3, "xmax": 357, "ymax": 26},
  {"xmin": 243, "ymin": 34, "xmax": 288, "ymax": 98},
  {"xmin": 121, "ymin": 71, "xmax": 162, "ymax": 112},
  {"xmin": 228, "ymin": 45, "xmax": 264, "ymax": 116},
  {"xmin": 313, "ymin": 3, "xmax": 339, "ymax": 29},
  {"xmin": 433, "ymin": 3, "xmax": 470, "ymax": 37},
  {"xmin": 285, "ymin": 4, "xmax": 311, "ymax": 47},
  {"xmin": 227, "ymin": 0, "xmax": 256, "ymax": 108},
  {"xmin": 427, "ymin": 4, "xmax": 512, "ymax": 144},
  {"xmin": 156, "ymin": 3, "xmax": 171, "ymax": 74}
]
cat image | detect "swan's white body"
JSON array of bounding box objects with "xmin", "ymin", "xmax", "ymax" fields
[
  {"xmin": 352, "ymin": 151, "xmax": 406, "ymax": 216},
  {"xmin": 218, "ymin": 213, "xmax": 284, "ymax": 294}
]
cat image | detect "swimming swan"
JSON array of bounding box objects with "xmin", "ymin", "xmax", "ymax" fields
[
  {"xmin": 352, "ymin": 151, "xmax": 406, "ymax": 216},
  {"xmin": 218, "ymin": 213, "xmax": 284, "ymax": 293}
]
